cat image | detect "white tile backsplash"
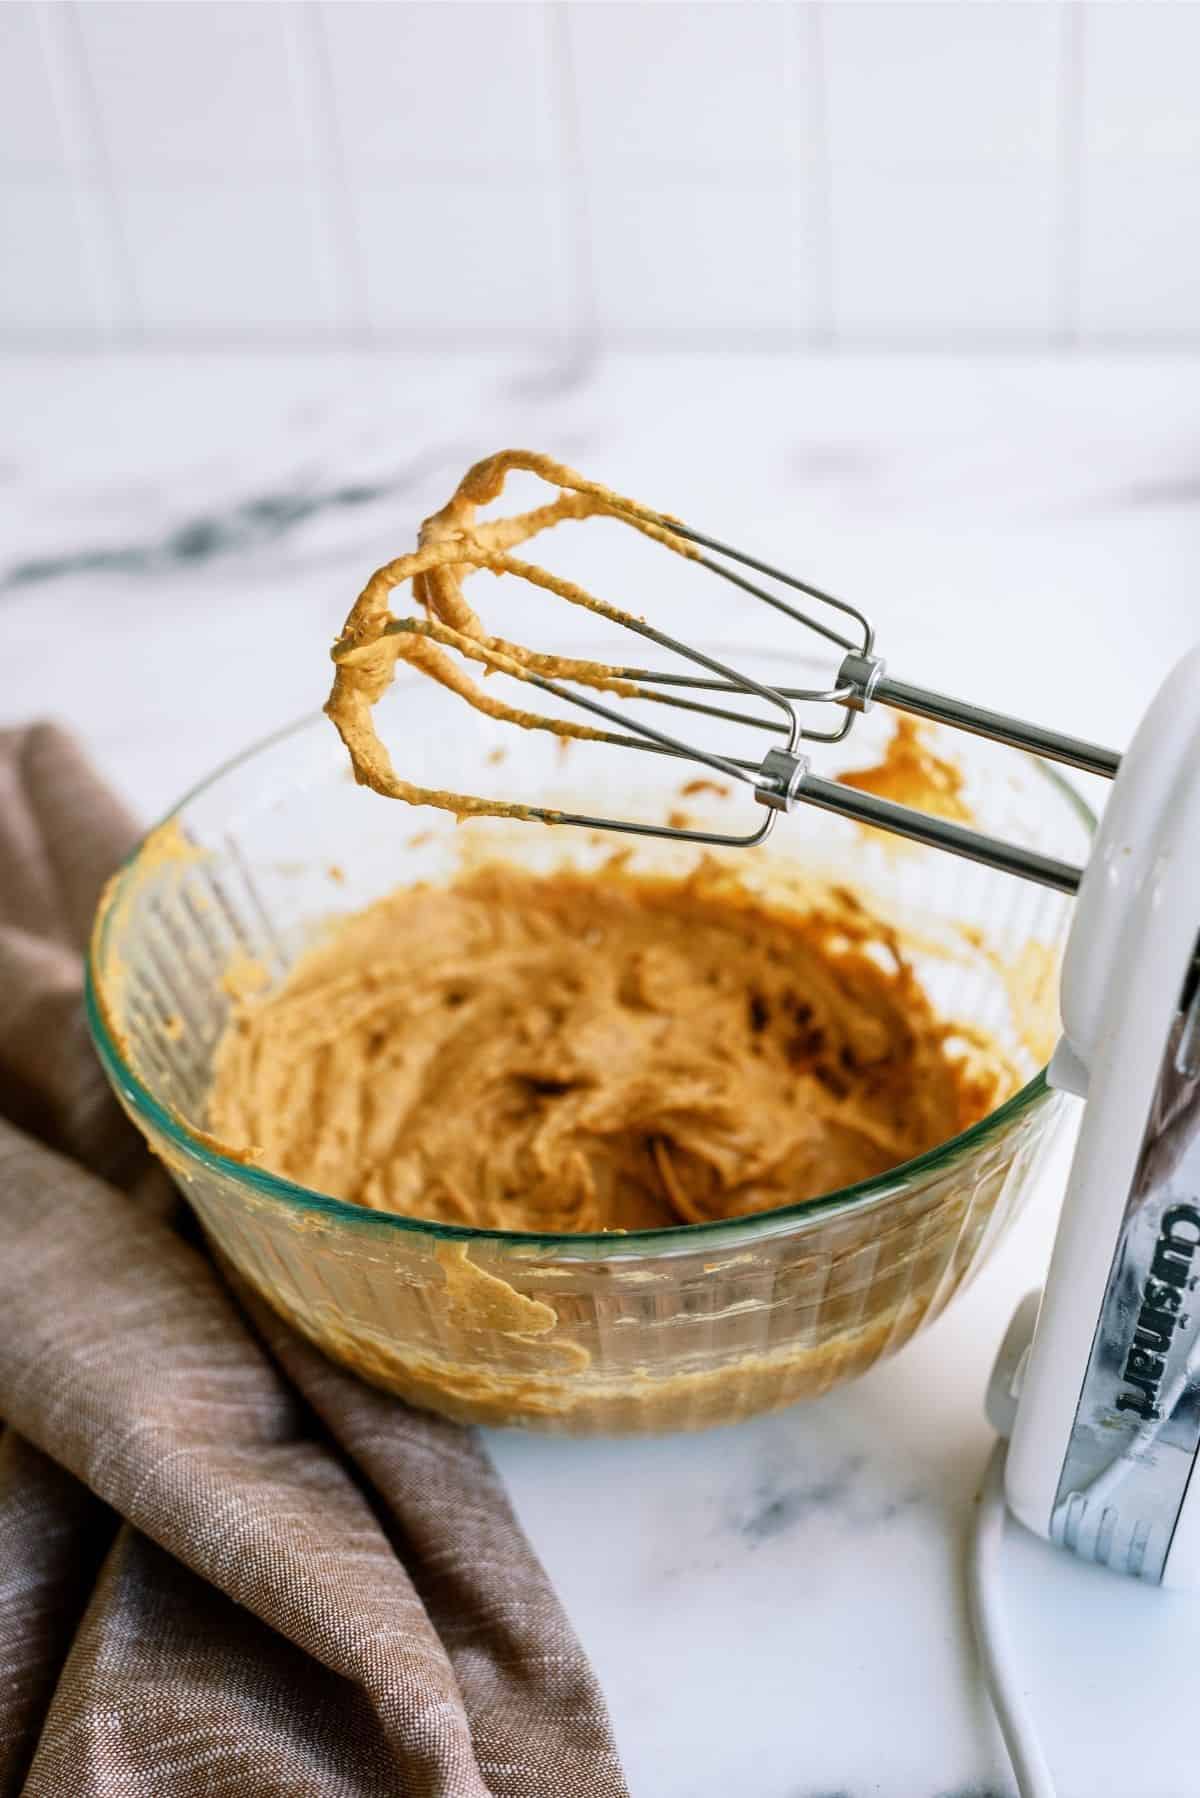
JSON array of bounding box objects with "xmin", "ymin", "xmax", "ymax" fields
[
  {"xmin": 824, "ymin": 3, "xmax": 1062, "ymax": 169},
  {"xmin": 1080, "ymin": 2, "xmax": 1200, "ymax": 160},
  {"xmin": 74, "ymin": 1, "xmax": 314, "ymax": 173},
  {"xmin": 1078, "ymin": 3, "xmax": 1200, "ymax": 337},
  {"xmin": 1078, "ymin": 163, "xmax": 1200, "ymax": 340},
  {"xmin": 0, "ymin": 1, "xmax": 1197, "ymax": 347},
  {"xmin": 0, "ymin": 5, "xmax": 70, "ymax": 175},
  {"xmin": 117, "ymin": 181, "xmax": 339, "ymax": 332},
  {"xmin": 567, "ymin": 2, "xmax": 799, "ymax": 173},
  {"xmin": 830, "ymin": 169, "xmax": 1059, "ymax": 339},
  {"xmin": 824, "ymin": 2, "xmax": 1064, "ymax": 336},
  {"xmin": 588, "ymin": 175, "xmax": 806, "ymax": 336},
  {"xmin": 0, "ymin": 179, "xmax": 99, "ymax": 329},
  {"xmin": 323, "ymin": 2, "xmax": 554, "ymax": 173},
  {"xmin": 348, "ymin": 178, "xmax": 568, "ymax": 336}
]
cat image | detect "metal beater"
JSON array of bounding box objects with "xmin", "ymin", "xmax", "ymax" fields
[{"xmin": 477, "ymin": 508, "xmax": 1120, "ymax": 896}]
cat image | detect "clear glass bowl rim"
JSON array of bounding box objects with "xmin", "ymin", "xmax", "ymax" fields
[{"xmin": 85, "ymin": 694, "xmax": 1095, "ymax": 1258}]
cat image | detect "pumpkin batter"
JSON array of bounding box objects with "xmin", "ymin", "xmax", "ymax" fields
[{"xmin": 208, "ymin": 862, "xmax": 1005, "ymax": 1235}]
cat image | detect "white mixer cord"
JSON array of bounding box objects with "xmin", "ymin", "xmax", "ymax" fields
[{"xmin": 968, "ymin": 1441, "xmax": 1056, "ymax": 1798}]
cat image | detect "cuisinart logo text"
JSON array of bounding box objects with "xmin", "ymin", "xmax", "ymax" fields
[{"xmin": 1116, "ymin": 1204, "xmax": 1200, "ymax": 1421}]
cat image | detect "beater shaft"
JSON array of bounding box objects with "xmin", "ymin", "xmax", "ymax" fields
[
  {"xmin": 794, "ymin": 773, "xmax": 1083, "ymax": 896},
  {"xmin": 840, "ymin": 660, "xmax": 1120, "ymax": 781}
]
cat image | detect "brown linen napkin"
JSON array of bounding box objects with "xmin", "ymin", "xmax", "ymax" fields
[{"xmin": 0, "ymin": 724, "xmax": 629, "ymax": 1798}]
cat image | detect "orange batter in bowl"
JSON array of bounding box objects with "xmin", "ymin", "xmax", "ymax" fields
[{"xmin": 208, "ymin": 861, "xmax": 1007, "ymax": 1235}]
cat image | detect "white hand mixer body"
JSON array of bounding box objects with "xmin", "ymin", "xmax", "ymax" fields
[{"xmin": 994, "ymin": 642, "xmax": 1200, "ymax": 1586}]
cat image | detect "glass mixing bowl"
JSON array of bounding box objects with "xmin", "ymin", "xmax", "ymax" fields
[{"xmin": 86, "ymin": 650, "xmax": 1093, "ymax": 1435}]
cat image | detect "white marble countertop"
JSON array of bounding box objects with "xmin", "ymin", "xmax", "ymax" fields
[{"xmin": 4, "ymin": 348, "xmax": 1200, "ymax": 1798}]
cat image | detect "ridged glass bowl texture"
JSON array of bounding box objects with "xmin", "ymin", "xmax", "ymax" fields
[{"xmin": 86, "ymin": 652, "xmax": 1092, "ymax": 1434}]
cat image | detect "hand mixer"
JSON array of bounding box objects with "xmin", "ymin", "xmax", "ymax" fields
[
  {"xmin": 333, "ymin": 459, "xmax": 1200, "ymax": 1798},
  {"xmin": 495, "ymin": 508, "xmax": 1200, "ymax": 1575}
]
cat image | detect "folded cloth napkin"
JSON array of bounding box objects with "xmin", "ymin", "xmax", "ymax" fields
[{"xmin": 0, "ymin": 725, "xmax": 629, "ymax": 1798}]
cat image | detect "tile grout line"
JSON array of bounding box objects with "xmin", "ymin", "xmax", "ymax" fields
[
  {"xmin": 804, "ymin": 1, "xmax": 836, "ymax": 348},
  {"xmin": 32, "ymin": 0, "xmax": 102, "ymax": 337},
  {"xmin": 1054, "ymin": 0, "xmax": 1085, "ymax": 350},
  {"xmin": 287, "ymin": 1, "xmax": 370, "ymax": 344},
  {"xmin": 36, "ymin": 0, "xmax": 139, "ymax": 341},
  {"xmin": 1, "ymin": 325, "xmax": 1198, "ymax": 354},
  {"xmin": 546, "ymin": 1, "xmax": 599, "ymax": 368},
  {"xmin": 63, "ymin": 1, "xmax": 142, "ymax": 339}
]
